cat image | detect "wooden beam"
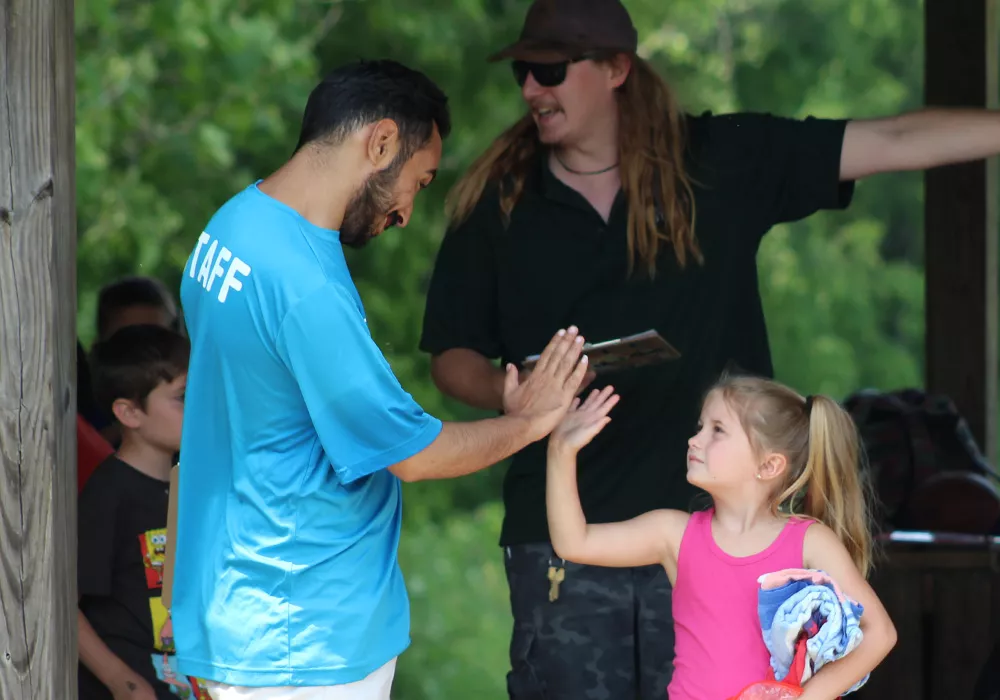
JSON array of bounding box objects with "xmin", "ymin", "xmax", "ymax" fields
[
  {"xmin": 0, "ymin": 0, "xmax": 78, "ymax": 696},
  {"xmin": 924, "ymin": 0, "xmax": 999, "ymax": 462}
]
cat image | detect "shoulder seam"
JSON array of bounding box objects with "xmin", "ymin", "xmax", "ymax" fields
[{"xmin": 274, "ymin": 280, "xmax": 359, "ymax": 349}]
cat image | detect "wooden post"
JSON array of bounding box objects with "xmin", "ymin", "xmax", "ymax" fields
[
  {"xmin": 924, "ymin": 0, "xmax": 999, "ymax": 463},
  {"xmin": 0, "ymin": 0, "xmax": 78, "ymax": 696}
]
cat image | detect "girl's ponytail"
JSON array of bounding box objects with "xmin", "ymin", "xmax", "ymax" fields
[{"xmin": 801, "ymin": 395, "xmax": 874, "ymax": 577}]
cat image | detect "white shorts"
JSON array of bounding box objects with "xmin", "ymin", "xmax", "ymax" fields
[{"xmin": 205, "ymin": 658, "xmax": 396, "ymax": 700}]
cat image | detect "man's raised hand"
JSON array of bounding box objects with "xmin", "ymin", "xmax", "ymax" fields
[{"xmin": 502, "ymin": 327, "xmax": 591, "ymax": 442}]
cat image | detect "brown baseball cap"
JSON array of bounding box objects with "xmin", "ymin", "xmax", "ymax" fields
[{"xmin": 487, "ymin": 0, "xmax": 638, "ymax": 63}]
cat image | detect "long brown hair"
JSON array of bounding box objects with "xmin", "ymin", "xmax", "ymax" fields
[
  {"xmin": 445, "ymin": 54, "xmax": 701, "ymax": 277},
  {"xmin": 713, "ymin": 375, "xmax": 875, "ymax": 578}
]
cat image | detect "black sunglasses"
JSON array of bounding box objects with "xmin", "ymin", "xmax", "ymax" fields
[{"xmin": 511, "ymin": 55, "xmax": 596, "ymax": 88}]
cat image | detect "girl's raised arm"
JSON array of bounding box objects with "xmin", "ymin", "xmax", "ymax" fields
[{"xmin": 546, "ymin": 387, "xmax": 688, "ymax": 571}]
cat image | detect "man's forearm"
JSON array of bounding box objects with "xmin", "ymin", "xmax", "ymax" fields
[
  {"xmin": 430, "ymin": 348, "xmax": 506, "ymax": 412},
  {"xmin": 79, "ymin": 609, "xmax": 135, "ymax": 691},
  {"xmin": 894, "ymin": 108, "xmax": 1000, "ymax": 169},
  {"xmin": 390, "ymin": 415, "xmax": 533, "ymax": 482},
  {"xmin": 844, "ymin": 108, "xmax": 1000, "ymax": 179}
]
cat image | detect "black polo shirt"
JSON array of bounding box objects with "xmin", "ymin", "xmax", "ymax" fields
[{"xmin": 420, "ymin": 111, "xmax": 855, "ymax": 546}]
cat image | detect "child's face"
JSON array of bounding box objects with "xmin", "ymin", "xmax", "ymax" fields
[
  {"xmin": 686, "ymin": 392, "xmax": 758, "ymax": 492},
  {"xmin": 133, "ymin": 373, "xmax": 186, "ymax": 453}
]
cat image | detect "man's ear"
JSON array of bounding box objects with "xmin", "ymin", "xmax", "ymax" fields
[
  {"xmin": 608, "ymin": 53, "xmax": 632, "ymax": 90},
  {"xmin": 758, "ymin": 452, "xmax": 788, "ymax": 482},
  {"xmin": 368, "ymin": 119, "xmax": 400, "ymax": 170},
  {"xmin": 112, "ymin": 398, "xmax": 144, "ymax": 430}
]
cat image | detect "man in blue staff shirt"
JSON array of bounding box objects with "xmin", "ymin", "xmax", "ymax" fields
[{"xmin": 171, "ymin": 59, "xmax": 592, "ymax": 700}]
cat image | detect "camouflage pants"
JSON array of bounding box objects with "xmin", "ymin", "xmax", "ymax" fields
[{"xmin": 504, "ymin": 543, "xmax": 675, "ymax": 700}]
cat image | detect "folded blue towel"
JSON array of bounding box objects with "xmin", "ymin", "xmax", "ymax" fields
[{"xmin": 757, "ymin": 574, "xmax": 867, "ymax": 694}]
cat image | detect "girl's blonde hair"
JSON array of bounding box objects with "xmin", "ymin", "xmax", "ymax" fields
[
  {"xmin": 445, "ymin": 54, "xmax": 701, "ymax": 277},
  {"xmin": 712, "ymin": 375, "xmax": 875, "ymax": 577}
]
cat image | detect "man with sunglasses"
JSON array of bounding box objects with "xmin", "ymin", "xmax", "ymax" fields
[{"xmin": 421, "ymin": 0, "xmax": 1000, "ymax": 697}]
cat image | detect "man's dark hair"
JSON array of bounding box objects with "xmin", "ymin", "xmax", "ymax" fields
[
  {"xmin": 91, "ymin": 324, "xmax": 190, "ymax": 419},
  {"xmin": 295, "ymin": 59, "xmax": 451, "ymax": 164},
  {"xmin": 97, "ymin": 275, "xmax": 179, "ymax": 338}
]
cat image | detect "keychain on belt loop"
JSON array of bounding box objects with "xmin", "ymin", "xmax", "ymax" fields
[{"xmin": 547, "ymin": 557, "xmax": 566, "ymax": 602}]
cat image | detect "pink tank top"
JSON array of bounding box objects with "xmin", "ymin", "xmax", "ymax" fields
[{"xmin": 667, "ymin": 509, "xmax": 813, "ymax": 700}]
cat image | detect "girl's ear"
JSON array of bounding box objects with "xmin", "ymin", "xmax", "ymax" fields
[{"xmin": 758, "ymin": 452, "xmax": 788, "ymax": 482}]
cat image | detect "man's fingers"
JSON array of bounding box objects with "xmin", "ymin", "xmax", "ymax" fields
[
  {"xmin": 549, "ymin": 328, "xmax": 582, "ymax": 376},
  {"xmin": 532, "ymin": 329, "xmax": 563, "ymax": 374},
  {"xmin": 561, "ymin": 350, "xmax": 589, "ymax": 393},
  {"xmin": 503, "ymin": 362, "xmax": 520, "ymax": 397},
  {"xmin": 536, "ymin": 327, "xmax": 577, "ymax": 373},
  {"xmin": 557, "ymin": 336, "xmax": 585, "ymax": 381}
]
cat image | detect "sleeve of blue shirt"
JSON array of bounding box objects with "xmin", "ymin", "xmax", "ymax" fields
[{"xmin": 276, "ymin": 281, "xmax": 443, "ymax": 484}]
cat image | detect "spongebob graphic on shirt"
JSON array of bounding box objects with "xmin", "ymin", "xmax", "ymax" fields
[{"xmin": 138, "ymin": 528, "xmax": 212, "ymax": 699}]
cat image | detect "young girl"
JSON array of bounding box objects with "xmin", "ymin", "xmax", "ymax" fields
[{"xmin": 546, "ymin": 375, "xmax": 897, "ymax": 700}]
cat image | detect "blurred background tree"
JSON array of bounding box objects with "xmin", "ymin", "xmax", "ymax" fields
[{"xmin": 75, "ymin": 1, "xmax": 925, "ymax": 696}]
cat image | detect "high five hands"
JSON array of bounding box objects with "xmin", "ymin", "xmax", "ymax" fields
[
  {"xmin": 502, "ymin": 327, "xmax": 618, "ymax": 443},
  {"xmin": 550, "ymin": 386, "xmax": 620, "ymax": 453}
]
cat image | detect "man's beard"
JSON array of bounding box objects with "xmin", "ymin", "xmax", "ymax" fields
[{"xmin": 340, "ymin": 158, "xmax": 403, "ymax": 249}]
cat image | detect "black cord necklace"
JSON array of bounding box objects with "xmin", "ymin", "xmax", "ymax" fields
[{"xmin": 553, "ymin": 150, "xmax": 619, "ymax": 176}]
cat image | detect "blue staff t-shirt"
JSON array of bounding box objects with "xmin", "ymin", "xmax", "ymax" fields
[{"xmin": 172, "ymin": 182, "xmax": 442, "ymax": 686}]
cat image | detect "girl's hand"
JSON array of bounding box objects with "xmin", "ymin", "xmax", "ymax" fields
[{"xmin": 550, "ymin": 386, "xmax": 619, "ymax": 453}]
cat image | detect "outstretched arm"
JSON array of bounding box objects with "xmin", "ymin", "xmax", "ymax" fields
[
  {"xmin": 842, "ymin": 108, "xmax": 1000, "ymax": 181},
  {"xmin": 545, "ymin": 388, "xmax": 688, "ymax": 572},
  {"xmin": 798, "ymin": 524, "xmax": 898, "ymax": 700}
]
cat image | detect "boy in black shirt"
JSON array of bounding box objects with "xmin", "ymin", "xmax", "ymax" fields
[{"xmin": 78, "ymin": 324, "xmax": 209, "ymax": 700}]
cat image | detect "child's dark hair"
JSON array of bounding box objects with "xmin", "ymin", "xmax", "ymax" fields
[
  {"xmin": 97, "ymin": 275, "xmax": 178, "ymax": 339},
  {"xmin": 91, "ymin": 324, "xmax": 189, "ymax": 420},
  {"xmin": 710, "ymin": 374, "xmax": 875, "ymax": 577}
]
